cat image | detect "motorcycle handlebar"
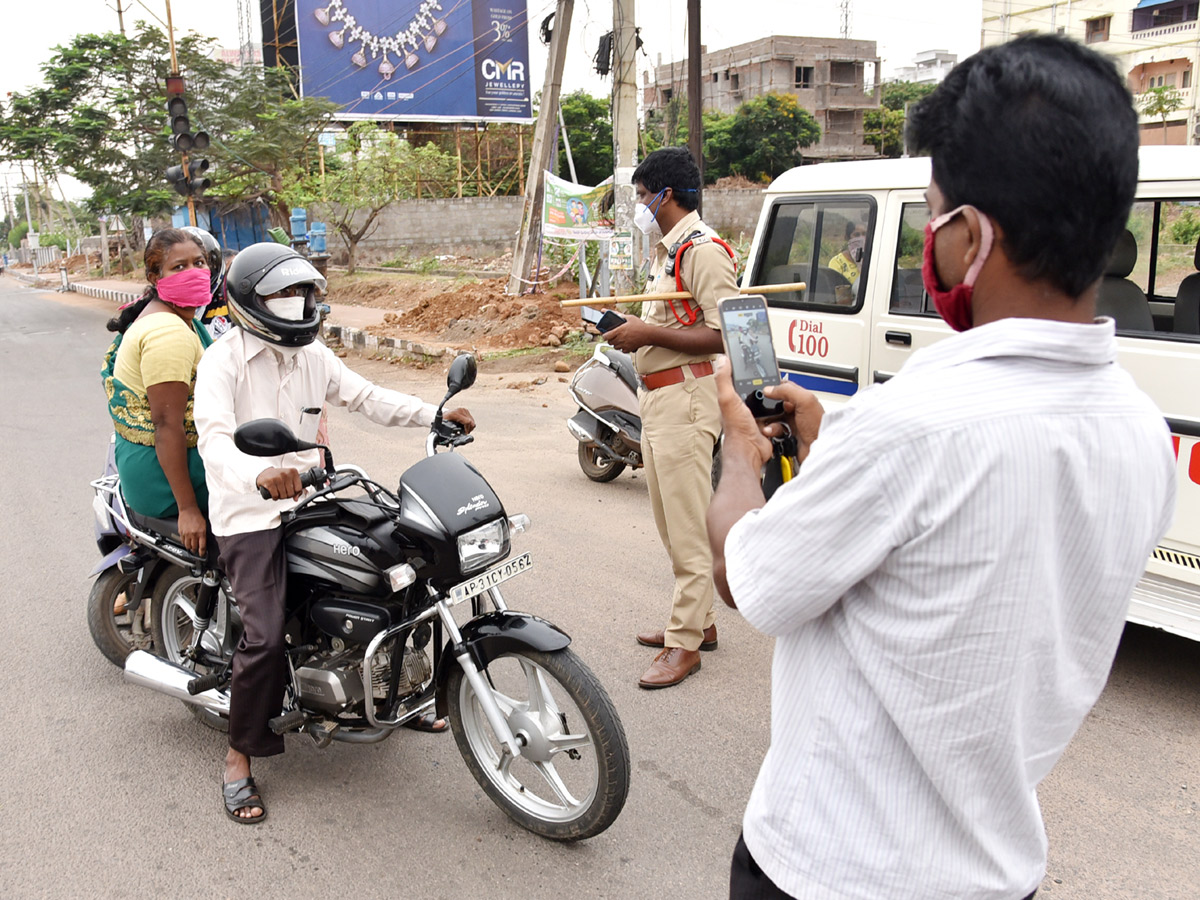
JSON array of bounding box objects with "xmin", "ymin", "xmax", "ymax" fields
[{"xmin": 258, "ymin": 466, "xmax": 327, "ymax": 501}]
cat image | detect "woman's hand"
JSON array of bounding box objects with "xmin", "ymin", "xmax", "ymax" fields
[{"xmin": 177, "ymin": 505, "xmax": 207, "ymax": 556}]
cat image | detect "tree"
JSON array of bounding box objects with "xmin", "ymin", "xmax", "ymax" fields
[
  {"xmin": 864, "ymin": 81, "xmax": 937, "ymax": 158},
  {"xmin": 0, "ymin": 24, "xmax": 338, "ymax": 244},
  {"xmin": 285, "ymin": 122, "xmax": 457, "ymax": 274},
  {"xmin": 705, "ymin": 92, "xmax": 820, "ymax": 183},
  {"xmin": 1140, "ymin": 85, "xmax": 1185, "ymax": 145},
  {"xmin": 556, "ymin": 91, "xmax": 613, "ymax": 186}
]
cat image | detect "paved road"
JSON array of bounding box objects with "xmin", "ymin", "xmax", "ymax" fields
[{"xmin": 0, "ymin": 277, "xmax": 1196, "ymax": 899}]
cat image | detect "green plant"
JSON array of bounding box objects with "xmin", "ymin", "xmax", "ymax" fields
[
  {"xmin": 1169, "ymin": 208, "xmax": 1200, "ymax": 246},
  {"xmin": 8, "ymin": 221, "xmax": 32, "ymax": 248}
]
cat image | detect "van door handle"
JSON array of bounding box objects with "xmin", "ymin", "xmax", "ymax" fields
[{"xmin": 885, "ymin": 331, "xmax": 912, "ymax": 346}]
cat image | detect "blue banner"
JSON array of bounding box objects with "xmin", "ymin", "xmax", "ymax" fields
[{"xmin": 296, "ymin": 0, "xmax": 532, "ymax": 122}]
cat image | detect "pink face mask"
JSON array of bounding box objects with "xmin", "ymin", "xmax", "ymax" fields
[
  {"xmin": 921, "ymin": 205, "xmax": 994, "ymax": 332},
  {"xmin": 155, "ymin": 267, "xmax": 211, "ymax": 308}
]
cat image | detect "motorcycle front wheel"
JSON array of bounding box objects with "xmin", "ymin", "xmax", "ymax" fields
[
  {"xmin": 87, "ymin": 567, "xmax": 154, "ymax": 667},
  {"xmin": 150, "ymin": 567, "xmax": 230, "ymax": 733},
  {"xmin": 577, "ymin": 442, "xmax": 626, "ymax": 483},
  {"xmin": 447, "ymin": 647, "xmax": 630, "ymax": 841}
]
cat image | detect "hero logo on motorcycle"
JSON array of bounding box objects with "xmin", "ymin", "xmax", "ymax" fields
[{"xmin": 789, "ymin": 318, "xmax": 829, "ymax": 359}]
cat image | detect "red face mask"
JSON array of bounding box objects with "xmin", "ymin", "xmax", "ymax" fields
[{"xmin": 921, "ymin": 204, "xmax": 994, "ymax": 332}]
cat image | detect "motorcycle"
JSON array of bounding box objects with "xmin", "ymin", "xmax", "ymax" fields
[
  {"xmin": 567, "ymin": 342, "xmax": 722, "ymax": 486},
  {"xmin": 103, "ymin": 355, "xmax": 631, "ymax": 841}
]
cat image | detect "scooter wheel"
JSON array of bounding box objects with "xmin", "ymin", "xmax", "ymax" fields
[{"xmin": 578, "ymin": 443, "xmax": 626, "ymax": 483}]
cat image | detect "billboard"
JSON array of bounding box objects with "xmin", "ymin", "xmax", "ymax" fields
[{"xmin": 295, "ymin": 0, "xmax": 532, "ymax": 123}]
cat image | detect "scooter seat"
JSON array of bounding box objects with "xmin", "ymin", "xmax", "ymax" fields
[{"xmin": 601, "ymin": 348, "xmax": 640, "ymax": 395}]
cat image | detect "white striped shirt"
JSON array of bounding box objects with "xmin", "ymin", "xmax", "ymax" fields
[{"xmin": 725, "ymin": 317, "xmax": 1175, "ymax": 900}]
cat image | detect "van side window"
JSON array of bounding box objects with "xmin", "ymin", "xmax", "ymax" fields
[
  {"xmin": 1099, "ymin": 199, "xmax": 1200, "ymax": 338},
  {"xmin": 890, "ymin": 203, "xmax": 935, "ymax": 316},
  {"xmin": 756, "ymin": 198, "xmax": 875, "ymax": 311}
]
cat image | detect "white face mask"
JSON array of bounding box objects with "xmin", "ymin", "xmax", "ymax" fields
[
  {"xmin": 264, "ymin": 294, "xmax": 307, "ymax": 321},
  {"xmin": 633, "ymin": 189, "xmax": 667, "ymax": 235}
]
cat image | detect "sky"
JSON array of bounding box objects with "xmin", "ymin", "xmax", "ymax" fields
[{"xmin": 1, "ymin": 0, "xmax": 984, "ymax": 202}]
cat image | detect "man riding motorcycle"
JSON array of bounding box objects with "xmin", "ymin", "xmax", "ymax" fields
[{"xmin": 193, "ymin": 242, "xmax": 475, "ymax": 823}]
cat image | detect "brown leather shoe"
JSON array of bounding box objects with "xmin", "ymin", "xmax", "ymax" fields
[
  {"xmin": 638, "ymin": 647, "xmax": 702, "ymax": 689},
  {"xmin": 636, "ymin": 624, "xmax": 718, "ymax": 651}
]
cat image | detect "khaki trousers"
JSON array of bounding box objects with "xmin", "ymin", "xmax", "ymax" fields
[{"xmin": 639, "ymin": 370, "xmax": 721, "ymax": 651}]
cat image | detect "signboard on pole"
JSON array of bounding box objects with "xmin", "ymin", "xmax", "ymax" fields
[
  {"xmin": 542, "ymin": 171, "xmax": 615, "ymax": 240},
  {"xmin": 295, "ymin": 0, "xmax": 532, "ymax": 123},
  {"xmin": 609, "ymin": 230, "xmax": 632, "ymax": 270}
]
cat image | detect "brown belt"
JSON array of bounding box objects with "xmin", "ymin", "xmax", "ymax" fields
[{"xmin": 641, "ymin": 361, "xmax": 714, "ymax": 391}]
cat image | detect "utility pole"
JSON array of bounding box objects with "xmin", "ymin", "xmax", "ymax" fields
[
  {"xmin": 163, "ymin": 0, "xmax": 197, "ymax": 227},
  {"xmin": 687, "ymin": 0, "xmax": 703, "ymax": 216},
  {"xmin": 507, "ymin": 0, "xmax": 574, "ymax": 295},
  {"xmin": 20, "ymin": 180, "xmax": 38, "ymax": 276},
  {"xmin": 611, "ymin": 0, "xmax": 638, "ymax": 295},
  {"xmin": 115, "ymin": 0, "xmax": 126, "ymax": 36}
]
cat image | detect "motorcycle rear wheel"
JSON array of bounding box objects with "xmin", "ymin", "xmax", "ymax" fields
[
  {"xmin": 151, "ymin": 567, "xmax": 230, "ymax": 733},
  {"xmin": 87, "ymin": 567, "xmax": 154, "ymax": 667},
  {"xmin": 447, "ymin": 647, "xmax": 630, "ymax": 841},
  {"xmin": 578, "ymin": 442, "xmax": 626, "ymax": 483}
]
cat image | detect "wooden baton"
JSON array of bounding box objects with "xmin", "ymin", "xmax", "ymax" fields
[{"xmin": 558, "ymin": 281, "xmax": 807, "ymax": 308}]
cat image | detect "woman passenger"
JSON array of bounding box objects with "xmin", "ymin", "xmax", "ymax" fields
[{"xmin": 102, "ymin": 228, "xmax": 214, "ymax": 556}]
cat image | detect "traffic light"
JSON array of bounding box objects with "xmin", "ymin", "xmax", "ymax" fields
[
  {"xmin": 164, "ymin": 74, "xmax": 211, "ymax": 197},
  {"xmin": 165, "ymin": 159, "xmax": 211, "ymax": 197}
]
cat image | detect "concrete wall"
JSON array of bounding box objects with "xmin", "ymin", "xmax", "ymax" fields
[{"xmin": 309, "ymin": 188, "xmax": 766, "ymax": 264}]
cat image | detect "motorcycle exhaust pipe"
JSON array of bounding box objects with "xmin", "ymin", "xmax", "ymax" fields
[{"xmin": 123, "ymin": 650, "xmax": 230, "ymax": 717}]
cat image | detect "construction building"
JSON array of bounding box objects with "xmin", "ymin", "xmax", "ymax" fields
[
  {"xmin": 981, "ymin": 1, "xmax": 1200, "ymax": 145},
  {"xmin": 642, "ymin": 35, "xmax": 881, "ymax": 161}
]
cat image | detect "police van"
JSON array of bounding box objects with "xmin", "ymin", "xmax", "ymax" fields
[{"xmin": 745, "ymin": 145, "xmax": 1200, "ymax": 643}]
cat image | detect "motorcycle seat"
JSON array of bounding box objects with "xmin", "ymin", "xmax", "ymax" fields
[
  {"xmin": 601, "ymin": 348, "xmax": 640, "ymax": 395},
  {"xmin": 125, "ymin": 505, "xmax": 182, "ymax": 542}
]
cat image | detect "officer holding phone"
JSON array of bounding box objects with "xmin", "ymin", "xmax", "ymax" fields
[{"xmin": 603, "ymin": 147, "xmax": 739, "ymax": 689}]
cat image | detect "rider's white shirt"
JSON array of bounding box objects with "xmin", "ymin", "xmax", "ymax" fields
[
  {"xmin": 194, "ymin": 329, "xmax": 436, "ymax": 536},
  {"xmin": 725, "ymin": 317, "xmax": 1176, "ymax": 900}
]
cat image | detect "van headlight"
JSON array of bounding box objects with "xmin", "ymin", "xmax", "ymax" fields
[{"xmin": 457, "ymin": 518, "xmax": 510, "ymax": 574}]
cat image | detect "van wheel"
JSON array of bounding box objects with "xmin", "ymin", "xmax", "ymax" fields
[{"xmin": 578, "ymin": 443, "xmax": 626, "ymax": 482}]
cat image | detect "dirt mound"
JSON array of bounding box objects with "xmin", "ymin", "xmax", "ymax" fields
[{"xmin": 363, "ymin": 277, "xmax": 588, "ymax": 350}]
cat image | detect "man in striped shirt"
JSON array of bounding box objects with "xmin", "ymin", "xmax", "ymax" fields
[{"xmin": 708, "ymin": 36, "xmax": 1177, "ymax": 900}]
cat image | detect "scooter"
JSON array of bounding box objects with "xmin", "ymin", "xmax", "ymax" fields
[
  {"xmin": 566, "ymin": 342, "xmax": 723, "ymax": 485},
  {"xmin": 566, "ymin": 343, "xmax": 644, "ymax": 483}
]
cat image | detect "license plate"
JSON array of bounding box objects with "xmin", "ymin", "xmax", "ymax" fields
[{"xmin": 449, "ymin": 553, "xmax": 532, "ymax": 603}]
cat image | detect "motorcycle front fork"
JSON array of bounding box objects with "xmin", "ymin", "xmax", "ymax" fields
[{"xmin": 440, "ymin": 586, "xmax": 521, "ymax": 760}]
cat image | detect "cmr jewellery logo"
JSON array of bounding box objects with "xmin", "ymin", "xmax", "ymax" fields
[{"xmin": 480, "ymin": 58, "xmax": 525, "ymax": 82}]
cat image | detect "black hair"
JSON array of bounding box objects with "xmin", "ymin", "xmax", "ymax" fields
[
  {"xmin": 633, "ymin": 147, "xmax": 701, "ymax": 212},
  {"xmin": 906, "ymin": 34, "xmax": 1138, "ymax": 298},
  {"xmin": 845, "ymin": 220, "xmax": 863, "ymax": 241},
  {"xmin": 106, "ymin": 228, "xmax": 205, "ymax": 333}
]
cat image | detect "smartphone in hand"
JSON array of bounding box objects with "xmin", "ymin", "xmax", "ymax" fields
[
  {"xmin": 580, "ymin": 307, "xmax": 627, "ymax": 333},
  {"xmin": 718, "ymin": 294, "xmax": 783, "ymax": 419}
]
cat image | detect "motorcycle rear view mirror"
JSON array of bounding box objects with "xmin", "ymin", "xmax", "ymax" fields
[
  {"xmin": 234, "ymin": 418, "xmax": 319, "ymax": 457},
  {"xmin": 440, "ymin": 354, "xmax": 478, "ymax": 409}
]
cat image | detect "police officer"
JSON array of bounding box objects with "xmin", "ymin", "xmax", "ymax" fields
[{"xmin": 605, "ymin": 147, "xmax": 739, "ymax": 688}]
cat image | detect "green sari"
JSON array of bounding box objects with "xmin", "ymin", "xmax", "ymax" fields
[{"xmin": 102, "ymin": 318, "xmax": 213, "ymax": 518}]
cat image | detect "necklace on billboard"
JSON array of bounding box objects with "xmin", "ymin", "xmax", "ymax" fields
[{"xmin": 315, "ymin": 0, "xmax": 449, "ymax": 80}]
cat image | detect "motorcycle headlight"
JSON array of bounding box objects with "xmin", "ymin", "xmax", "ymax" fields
[{"xmin": 457, "ymin": 518, "xmax": 510, "ymax": 575}]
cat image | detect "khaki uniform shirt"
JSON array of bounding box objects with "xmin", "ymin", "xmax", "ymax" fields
[{"xmin": 634, "ymin": 210, "xmax": 739, "ymax": 375}]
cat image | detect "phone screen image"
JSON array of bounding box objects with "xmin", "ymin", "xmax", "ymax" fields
[{"xmin": 719, "ymin": 296, "xmax": 782, "ymax": 401}]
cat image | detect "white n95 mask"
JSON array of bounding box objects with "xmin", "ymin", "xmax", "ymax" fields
[
  {"xmin": 264, "ymin": 295, "xmax": 307, "ymax": 321},
  {"xmin": 633, "ymin": 203, "xmax": 658, "ymax": 235}
]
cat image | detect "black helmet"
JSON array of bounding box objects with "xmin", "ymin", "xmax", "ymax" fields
[{"xmin": 226, "ymin": 243, "xmax": 328, "ymax": 347}]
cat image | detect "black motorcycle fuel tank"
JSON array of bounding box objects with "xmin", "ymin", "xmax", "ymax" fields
[
  {"xmin": 395, "ymin": 453, "xmax": 506, "ymax": 582},
  {"xmin": 285, "ymin": 522, "xmax": 389, "ymax": 596}
]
